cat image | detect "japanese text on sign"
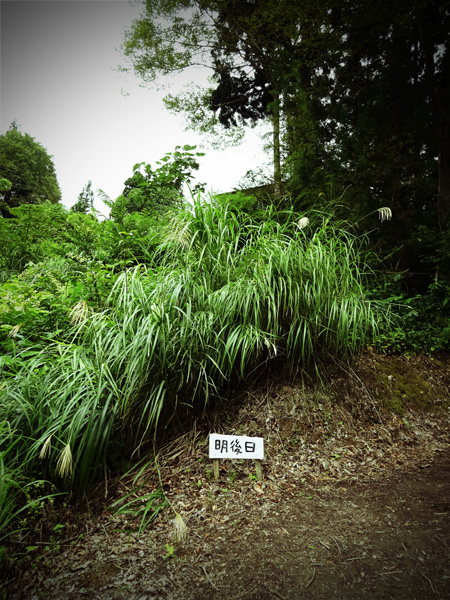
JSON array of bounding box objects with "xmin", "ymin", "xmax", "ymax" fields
[{"xmin": 209, "ymin": 434, "xmax": 264, "ymax": 459}]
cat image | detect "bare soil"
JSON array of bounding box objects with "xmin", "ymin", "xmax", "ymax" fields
[{"xmin": 3, "ymin": 353, "xmax": 450, "ymax": 600}]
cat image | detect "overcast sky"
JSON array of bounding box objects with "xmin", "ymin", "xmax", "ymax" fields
[{"xmin": 1, "ymin": 0, "xmax": 268, "ymax": 215}]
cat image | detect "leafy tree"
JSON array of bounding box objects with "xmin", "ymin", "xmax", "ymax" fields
[
  {"xmin": 105, "ymin": 145, "xmax": 205, "ymax": 222},
  {"xmin": 0, "ymin": 125, "xmax": 61, "ymax": 216},
  {"xmin": 307, "ymin": 0, "xmax": 450, "ymax": 286},
  {"xmin": 163, "ymin": 82, "xmax": 247, "ymax": 150},
  {"xmin": 323, "ymin": 0, "xmax": 450, "ymax": 210},
  {"xmin": 122, "ymin": 1, "xmax": 326, "ymax": 197},
  {"xmin": 71, "ymin": 180, "xmax": 94, "ymax": 214},
  {"xmin": 204, "ymin": 0, "xmax": 329, "ymax": 197}
]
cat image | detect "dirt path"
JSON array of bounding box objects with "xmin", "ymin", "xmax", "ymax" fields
[
  {"xmin": 202, "ymin": 449, "xmax": 450, "ymax": 600},
  {"xmin": 4, "ymin": 354, "xmax": 450, "ymax": 599},
  {"xmin": 5, "ymin": 447, "xmax": 449, "ymax": 600}
]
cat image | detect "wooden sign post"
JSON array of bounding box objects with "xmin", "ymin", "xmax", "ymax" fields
[{"xmin": 209, "ymin": 434, "xmax": 264, "ymax": 482}]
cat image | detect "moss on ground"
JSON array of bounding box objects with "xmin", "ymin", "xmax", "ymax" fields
[{"xmin": 372, "ymin": 356, "xmax": 448, "ymax": 414}]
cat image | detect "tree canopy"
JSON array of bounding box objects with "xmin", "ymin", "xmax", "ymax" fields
[
  {"xmin": 323, "ymin": 0, "xmax": 450, "ymax": 214},
  {"xmin": 0, "ymin": 125, "xmax": 61, "ymax": 216},
  {"xmin": 123, "ymin": 0, "xmax": 450, "ymax": 284},
  {"xmin": 122, "ymin": 0, "xmax": 318, "ymax": 195}
]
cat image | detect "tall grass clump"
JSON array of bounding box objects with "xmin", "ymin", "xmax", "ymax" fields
[{"xmin": 0, "ymin": 194, "xmax": 389, "ymax": 541}]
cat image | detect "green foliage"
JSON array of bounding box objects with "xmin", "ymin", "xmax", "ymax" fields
[
  {"xmin": 0, "ymin": 178, "xmax": 12, "ymax": 193},
  {"xmin": 0, "ymin": 269, "xmax": 65, "ymax": 351},
  {"xmin": 214, "ymin": 191, "xmax": 263, "ymax": 220},
  {"xmin": 307, "ymin": 0, "xmax": 450, "ymax": 279},
  {"xmin": 70, "ymin": 181, "xmax": 94, "ymax": 214},
  {"xmin": 0, "ymin": 204, "xmax": 121, "ymax": 353},
  {"xmin": 106, "ymin": 146, "xmax": 205, "ymax": 222},
  {"xmin": 109, "ymin": 482, "xmax": 167, "ymax": 536},
  {"xmin": 1, "ymin": 344, "xmax": 117, "ymax": 495},
  {"xmin": 0, "ymin": 421, "xmax": 61, "ymax": 546},
  {"xmin": 0, "ymin": 192, "xmax": 389, "ymax": 543},
  {"xmin": 0, "ymin": 255, "xmax": 112, "ymax": 353},
  {"xmin": 163, "ymin": 543, "xmax": 175, "ymax": 559},
  {"xmin": 124, "ymin": 0, "xmax": 450, "ymax": 295},
  {"xmin": 123, "ymin": 1, "xmax": 332, "ymax": 192},
  {"xmin": 0, "ymin": 202, "xmax": 108, "ymax": 273},
  {"xmin": 122, "ymin": 1, "xmax": 215, "ymax": 82},
  {"xmin": 0, "ymin": 203, "xmax": 66, "ymax": 271},
  {"xmin": 372, "ymin": 278, "xmax": 450, "ymax": 354},
  {"xmin": 0, "ymin": 126, "xmax": 61, "ymax": 215},
  {"xmin": 5, "ymin": 199, "xmax": 382, "ymax": 460},
  {"xmin": 163, "ymin": 84, "xmax": 246, "ymax": 149}
]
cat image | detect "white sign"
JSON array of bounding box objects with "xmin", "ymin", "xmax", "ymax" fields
[{"xmin": 209, "ymin": 434, "xmax": 264, "ymax": 460}]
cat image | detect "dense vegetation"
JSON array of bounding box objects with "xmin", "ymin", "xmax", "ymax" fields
[
  {"xmin": 1, "ymin": 0, "xmax": 450, "ymax": 562},
  {"xmin": 0, "ymin": 124, "xmax": 61, "ymax": 217},
  {"xmin": 0, "ymin": 185, "xmax": 391, "ymax": 545}
]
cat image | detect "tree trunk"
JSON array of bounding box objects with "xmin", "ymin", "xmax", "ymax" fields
[
  {"xmin": 271, "ymin": 89, "xmax": 282, "ymax": 197},
  {"xmin": 438, "ymin": 134, "xmax": 450, "ymax": 225}
]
